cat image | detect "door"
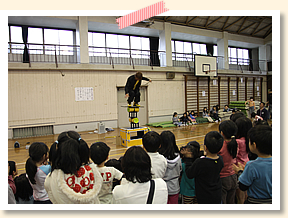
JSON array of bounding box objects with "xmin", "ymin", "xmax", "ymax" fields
[{"xmin": 117, "ymin": 86, "xmax": 147, "ymax": 128}]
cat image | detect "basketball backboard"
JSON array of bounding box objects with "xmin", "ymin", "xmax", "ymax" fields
[{"xmin": 194, "ymin": 55, "xmax": 217, "ymax": 77}]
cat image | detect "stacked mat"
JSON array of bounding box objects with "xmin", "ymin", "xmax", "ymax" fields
[{"xmin": 229, "ymin": 101, "xmax": 248, "ymax": 116}]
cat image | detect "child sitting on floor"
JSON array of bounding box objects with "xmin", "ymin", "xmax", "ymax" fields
[{"xmin": 172, "ymin": 112, "xmax": 183, "ymax": 127}]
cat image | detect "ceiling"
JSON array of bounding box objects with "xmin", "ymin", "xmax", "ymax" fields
[{"xmin": 151, "ymin": 16, "xmax": 272, "ymax": 39}]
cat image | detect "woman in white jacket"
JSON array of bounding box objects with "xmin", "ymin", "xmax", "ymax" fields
[
  {"xmin": 44, "ymin": 131, "xmax": 102, "ymax": 204},
  {"xmin": 112, "ymin": 146, "xmax": 168, "ymax": 204}
]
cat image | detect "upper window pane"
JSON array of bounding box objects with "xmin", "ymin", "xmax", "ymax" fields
[
  {"xmin": 10, "ymin": 26, "xmax": 23, "ymax": 43},
  {"xmin": 28, "ymin": 27, "xmax": 43, "ymax": 54}
]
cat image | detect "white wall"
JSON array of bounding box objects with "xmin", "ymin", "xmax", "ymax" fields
[{"xmin": 8, "ymin": 67, "xmax": 186, "ymax": 131}]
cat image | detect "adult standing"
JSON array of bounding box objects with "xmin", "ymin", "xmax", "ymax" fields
[
  {"xmin": 257, "ymin": 102, "xmax": 269, "ymax": 121},
  {"xmin": 125, "ymin": 72, "xmax": 151, "ymax": 107}
]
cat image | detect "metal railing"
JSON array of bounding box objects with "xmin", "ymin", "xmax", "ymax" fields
[
  {"xmin": 8, "ymin": 42, "xmax": 80, "ymax": 67},
  {"xmin": 8, "ymin": 42, "xmax": 271, "ymax": 72}
]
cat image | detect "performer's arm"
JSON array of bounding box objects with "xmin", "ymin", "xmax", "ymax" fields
[{"xmin": 142, "ymin": 77, "xmax": 151, "ymax": 82}]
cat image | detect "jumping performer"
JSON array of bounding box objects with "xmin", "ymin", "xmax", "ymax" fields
[{"xmin": 125, "ymin": 72, "xmax": 151, "ymax": 107}]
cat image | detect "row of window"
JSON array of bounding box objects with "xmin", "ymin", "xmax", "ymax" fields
[{"xmin": 8, "ymin": 25, "xmax": 250, "ymax": 65}]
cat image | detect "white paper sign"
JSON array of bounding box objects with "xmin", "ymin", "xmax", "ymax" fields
[
  {"xmin": 213, "ymin": 80, "xmax": 217, "ymax": 85},
  {"xmin": 241, "ymin": 78, "xmax": 243, "ymax": 83},
  {"xmin": 233, "ymin": 90, "xmax": 236, "ymax": 95},
  {"xmin": 75, "ymin": 87, "xmax": 94, "ymax": 101},
  {"xmin": 202, "ymin": 91, "xmax": 205, "ymax": 96},
  {"xmin": 257, "ymin": 86, "xmax": 259, "ymax": 91},
  {"xmin": 257, "ymin": 92, "xmax": 260, "ymax": 96}
]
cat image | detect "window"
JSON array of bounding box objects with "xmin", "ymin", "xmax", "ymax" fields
[
  {"xmin": 28, "ymin": 27, "xmax": 43, "ymax": 54},
  {"xmin": 89, "ymin": 32, "xmax": 150, "ymax": 59},
  {"xmin": 229, "ymin": 47, "xmax": 249, "ymax": 65},
  {"xmin": 193, "ymin": 43, "xmax": 207, "ymax": 55},
  {"xmin": 88, "ymin": 32, "xmax": 106, "ymax": 56},
  {"xmin": 44, "ymin": 29, "xmax": 74, "ymax": 55},
  {"xmin": 10, "ymin": 26, "xmax": 24, "ymax": 54},
  {"xmin": 213, "ymin": 45, "xmax": 218, "ymax": 56}
]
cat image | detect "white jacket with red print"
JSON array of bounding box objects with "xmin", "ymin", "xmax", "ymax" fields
[{"xmin": 44, "ymin": 164, "xmax": 102, "ymax": 204}]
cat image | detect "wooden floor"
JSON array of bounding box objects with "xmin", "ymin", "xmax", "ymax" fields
[{"xmin": 8, "ymin": 122, "xmax": 221, "ymax": 175}]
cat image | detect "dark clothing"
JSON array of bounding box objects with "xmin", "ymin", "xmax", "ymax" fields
[
  {"xmin": 180, "ymin": 116, "xmax": 189, "ymax": 123},
  {"xmin": 125, "ymin": 75, "xmax": 149, "ymax": 94},
  {"xmin": 221, "ymin": 174, "xmax": 238, "ymax": 204},
  {"xmin": 257, "ymin": 108, "xmax": 268, "ymax": 121},
  {"xmin": 127, "ymin": 90, "xmax": 140, "ymax": 104},
  {"xmin": 210, "ymin": 109, "xmax": 220, "ymax": 121},
  {"xmin": 185, "ymin": 156, "xmax": 224, "ymax": 204},
  {"xmin": 125, "ymin": 75, "xmax": 149, "ymax": 104}
]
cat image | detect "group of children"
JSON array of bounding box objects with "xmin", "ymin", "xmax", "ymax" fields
[
  {"xmin": 173, "ymin": 111, "xmax": 198, "ymax": 126},
  {"xmin": 9, "ymin": 110, "xmax": 272, "ymax": 204}
]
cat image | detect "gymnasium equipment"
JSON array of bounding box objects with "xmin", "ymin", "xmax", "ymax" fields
[{"xmin": 120, "ymin": 105, "xmax": 148, "ymax": 147}]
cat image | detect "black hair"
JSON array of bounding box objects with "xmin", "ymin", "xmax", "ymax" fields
[
  {"xmin": 14, "ymin": 173, "xmax": 33, "ymax": 202},
  {"xmin": 203, "ymin": 107, "xmax": 208, "ymax": 112},
  {"xmin": 121, "ymin": 146, "xmax": 152, "ymax": 183},
  {"xmin": 8, "ymin": 161, "xmax": 16, "ymax": 176},
  {"xmin": 142, "ymin": 131, "xmax": 161, "ymax": 152},
  {"xmin": 253, "ymin": 119, "xmax": 269, "ymax": 127},
  {"xmin": 219, "ymin": 120, "xmax": 238, "ymax": 158},
  {"xmin": 186, "ymin": 141, "xmax": 201, "ymax": 162},
  {"xmin": 49, "ymin": 131, "xmax": 89, "ymax": 175},
  {"xmin": 105, "ymin": 159, "xmax": 122, "ymax": 172},
  {"xmin": 25, "ymin": 142, "xmax": 49, "ymax": 184},
  {"xmin": 260, "ymin": 102, "xmax": 265, "ymax": 106},
  {"xmin": 159, "ymin": 131, "xmax": 180, "ymax": 160},
  {"xmin": 90, "ymin": 142, "xmax": 110, "ymax": 165},
  {"xmin": 225, "ymin": 105, "xmax": 229, "ymax": 107},
  {"xmin": 230, "ymin": 112, "xmax": 245, "ymax": 122},
  {"xmin": 250, "ymin": 97, "xmax": 253, "ymax": 100},
  {"xmin": 204, "ymin": 131, "xmax": 224, "ymax": 154},
  {"xmin": 235, "ymin": 117, "xmax": 253, "ymax": 153},
  {"xmin": 173, "ymin": 112, "xmax": 178, "ymax": 117},
  {"xmin": 248, "ymin": 125, "xmax": 272, "ymax": 155}
]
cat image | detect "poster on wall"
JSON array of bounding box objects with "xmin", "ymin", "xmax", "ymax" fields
[{"xmin": 75, "ymin": 87, "xmax": 94, "ymax": 101}]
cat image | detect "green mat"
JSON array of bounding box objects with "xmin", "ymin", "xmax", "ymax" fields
[{"xmin": 146, "ymin": 121, "xmax": 176, "ymax": 128}]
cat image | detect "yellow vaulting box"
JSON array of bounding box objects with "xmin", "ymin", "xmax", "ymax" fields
[{"xmin": 120, "ymin": 127, "xmax": 149, "ymax": 148}]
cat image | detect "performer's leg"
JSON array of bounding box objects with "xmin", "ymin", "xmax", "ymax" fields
[
  {"xmin": 134, "ymin": 90, "xmax": 141, "ymax": 104},
  {"xmin": 128, "ymin": 90, "xmax": 135, "ymax": 104}
]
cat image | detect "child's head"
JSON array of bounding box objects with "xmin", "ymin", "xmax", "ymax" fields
[
  {"xmin": 121, "ymin": 146, "xmax": 152, "ymax": 183},
  {"xmin": 159, "ymin": 131, "xmax": 180, "ymax": 160},
  {"xmin": 8, "ymin": 161, "xmax": 17, "ymax": 178},
  {"xmin": 203, "ymin": 107, "xmax": 207, "ymax": 112},
  {"xmin": 173, "ymin": 112, "xmax": 178, "ymax": 117},
  {"xmin": 90, "ymin": 142, "xmax": 110, "ymax": 165},
  {"xmin": 230, "ymin": 112, "xmax": 245, "ymax": 122},
  {"xmin": 190, "ymin": 110, "xmax": 195, "ymax": 115},
  {"xmin": 49, "ymin": 131, "xmax": 89, "ymax": 175},
  {"xmin": 253, "ymin": 119, "xmax": 269, "ymax": 127},
  {"xmin": 186, "ymin": 141, "xmax": 201, "ymax": 161},
  {"xmin": 224, "ymin": 105, "xmax": 229, "ymax": 109},
  {"xmin": 25, "ymin": 142, "xmax": 49, "ymax": 184},
  {"xmin": 105, "ymin": 159, "xmax": 122, "ymax": 172},
  {"xmin": 14, "ymin": 173, "xmax": 33, "ymax": 202},
  {"xmin": 183, "ymin": 113, "xmax": 187, "ymax": 117},
  {"xmin": 204, "ymin": 131, "xmax": 224, "ymax": 154},
  {"xmin": 248, "ymin": 125, "xmax": 272, "ymax": 155},
  {"xmin": 219, "ymin": 120, "xmax": 238, "ymax": 158},
  {"xmin": 142, "ymin": 131, "xmax": 161, "ymax": 152},
  {"xmin": 250, "ymin": 97, "xmax": 253, "ymax": 101}
]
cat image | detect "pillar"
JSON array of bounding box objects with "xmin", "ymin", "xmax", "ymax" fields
[
  {"xmin": 217, "ymin": 32, "xmax": 229, "ymax": 69},
  {"xmin": 76, "ymin": 16, "xmax": 89, "ymax": 64},
  {"xmin": 159, "ymin": 22, "xmax": 172, "ymax": 67}
]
